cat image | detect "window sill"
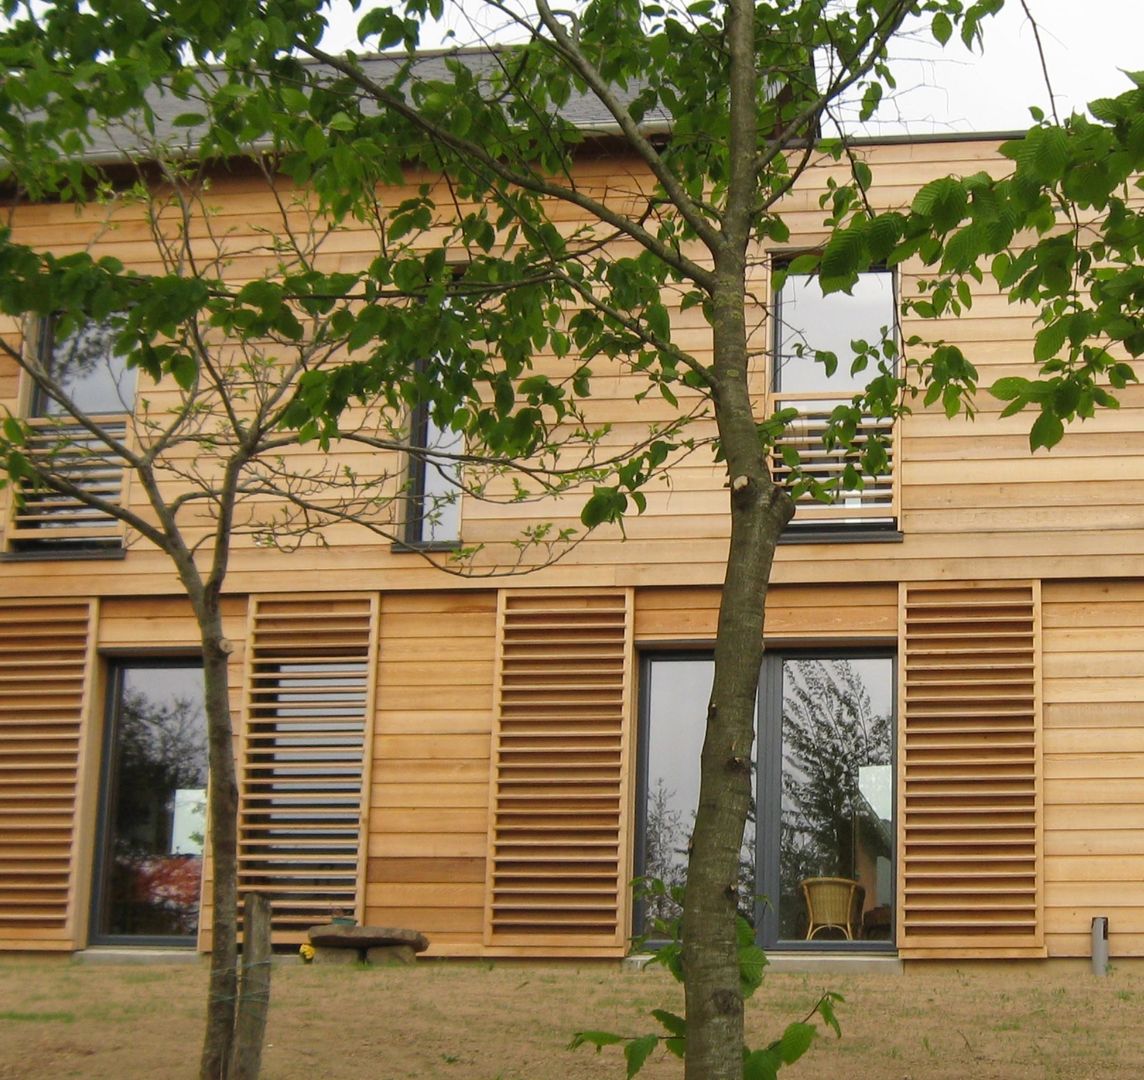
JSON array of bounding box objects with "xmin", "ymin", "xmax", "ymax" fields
[
  {"xmin": 779, "ymin": 525, "xmax": 903, "ymax": 545},
  {"xmin": 390, "ymin": 540, "xmax": 463, "ymax": 554},
  {"xmin": 1, "ymin": 546, "xmax": 127, "ymax": 562}
]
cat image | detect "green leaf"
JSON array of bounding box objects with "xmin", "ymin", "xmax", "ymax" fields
[
  {"xmin": 568, "ymin": 1030, "xmax": 625, "ymax": 1052},
  {"xmin": 650, "ymin": 1009, "xmax": 685, "ymax": 1038},
  {"xmin": 776, "ymin": 1021, "xmax": 816, "ymax": 1064},
  {"xmin": 1034, "ymin": 319, "xmax": 1069, "ymax": 363},
  {"xmin": 991, "ymin": 376, "xmax": 1031, "ymax": 402},
  {"xmin": 931, "ymin": 11, "xmax": 952, "ymax": 45},
  {"xmin": 743, "ymin": 1047, "xmax": 781, "ymax": 1080},
  {"xmin": 624, "ymin": 1034, "xmax": 659, "ymax": 1078},
  {"xmin": 1029, "ymin": 409, "xmax": 1065, "ymax": 451}
]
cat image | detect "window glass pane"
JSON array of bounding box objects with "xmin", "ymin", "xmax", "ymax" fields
[
  {"xmin": 641, "ymin": 657, "xmax": 756, "ymax": 927},
  {"xmin": 775, "ymin": 271, "xmax": 894, "ymax": 393},
  {"xmin": 419, "ymin": 414, "xmax": 463, "ymax": 543},
  {"xmin": 95, "ymin": 664, "xmax": 207, "ymax": 940},
  {"xmin": 776, "ymin": 657, "xmax": 894, "ymax": 943},
  {"xmin": 36, "ymin": 318, "xmax": 135, "ymax": 416}
]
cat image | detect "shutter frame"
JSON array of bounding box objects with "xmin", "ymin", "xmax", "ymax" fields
[
  {"xmin": 485, "ymin": 589, "xmax": 633, "ymax": 951},
  {"xmin": 0, "ymin": 599, "xmax": 96, "ymax": 945},
  {"xmin": 899, "ymin": 581, "xmax": 1044, "ymax": 957},
  {"xmin": 237, "ymin": 594, "xmax": 378, "ymax": 942}
]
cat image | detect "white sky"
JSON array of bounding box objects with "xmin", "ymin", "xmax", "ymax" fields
[{"xmin": 320, "ymin": 1, "xmax": 1142, "ymax": 135}]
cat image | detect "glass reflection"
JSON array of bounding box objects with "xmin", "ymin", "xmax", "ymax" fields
[
  {"xmin": 775, "ymin": 271, "xmax": 894, "ymax": 394},
  {"xmin": 777, "ymin": 658, "xmax": 893, "ymax": 942},
  {"xmin": 95, "ymin": 664, "xmax": 207, "ymax": 940},
  {"xmin": 35, "ymin": 318, "xmax": 135, "ymax": 416},
  {"xmin": 641, "ymin": 657, "xmax": 756, "ymax": 927}
]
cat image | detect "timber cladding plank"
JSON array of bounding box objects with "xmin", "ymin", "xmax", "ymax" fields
[
  {"xmin": 898, "ymin": 582, "xmax": 1043, "ymax": 956},
  {"xmin": 0, "ymin": 598, "xmax": 95, "ymax": 944},
  {"xmin": 484, "ymin": 589, "xmax": 633, "ymax": 952},
  {"xmin": 236, "ymin": 594, "xmax": 378, "ymax": 942}
]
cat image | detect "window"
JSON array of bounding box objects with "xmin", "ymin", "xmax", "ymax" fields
[
  {"xmin": 403, "ymin": 392, "xmax": 463, "ymax": 547},
  {"xmin": 761, "ymin": 653, "xmax": 895, "ymax": 945},
  {"xmin": 32, "ymin": 316, "xmax": 135, "ymax": 417},
  {"xmin": 774, "ymin": 269, "xmax": 895, "ymax": 395},
  {"xmin": 91, "ymin": 661, "xmax": 207, "ymax": 944},
  {"xmin": 770, "ymin": 267, "xmax": 897, "ymax": 529},
  {"xmin": 636, "ymin": 650, "xmax": 895, "ymax": 949},
  {"xmin": 6, "ymin": 317, "xmax": 135, "ymax": 553}
]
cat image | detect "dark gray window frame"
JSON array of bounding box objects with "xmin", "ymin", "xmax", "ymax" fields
[
  {"xmin": 635, "ymin": 645, "xmax": 898, "ymax": 952},
  {"xmin": 89, "ymin": 655, "xmax": 205, "ymax": 948},
  {"xmin": 756, "ymin": 647, "xmax": 898, "ymax": 952}
]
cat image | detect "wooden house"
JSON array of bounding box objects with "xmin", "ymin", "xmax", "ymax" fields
[{"xmin": 1, "ymin": 80, "xmax": 1141, "ymax": 966}]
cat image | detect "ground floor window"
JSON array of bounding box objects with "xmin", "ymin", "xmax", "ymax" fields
[
  {"xmin": 90, "ymin": 660, "xmax": 206, "ymax": 944},
  {"xmin": 637, "ymin": 650, "xmax": 895, "ymax": 948}
]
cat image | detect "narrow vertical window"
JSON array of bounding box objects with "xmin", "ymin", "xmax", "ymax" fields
[
  {"xmin": 771, "ymin": 267, "xmax": 898, "ymax": 528},
  {"xmin": 404, "ymin": 394, "xmax": 463, "ymax": 546}
]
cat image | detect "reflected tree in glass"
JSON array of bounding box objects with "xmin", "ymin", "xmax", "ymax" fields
[
  {"xmin": 778, "ymin": 658, "xmax": 892, "ymax": 940},
  {"xmin": 100, "ymin": 667, "xmax": 208, "ymax": 938},
  {"xmin": 642, "ymin": 656, "xmax": 756, "ymax": 928}
]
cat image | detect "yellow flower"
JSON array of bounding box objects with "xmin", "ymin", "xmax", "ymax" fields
[{"xmin": 299, "ymin": 943, "xmax": 315, "ymax": 962}]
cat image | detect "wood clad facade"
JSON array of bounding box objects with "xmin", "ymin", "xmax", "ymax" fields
[{"xmin": 0, "ymin": 134, "xmax": 1143, "ymax": 964}]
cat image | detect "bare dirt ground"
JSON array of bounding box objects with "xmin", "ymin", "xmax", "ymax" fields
[{"xmin": 1, "ymin": 956, "xmax": 1141, "ymax": 1079}]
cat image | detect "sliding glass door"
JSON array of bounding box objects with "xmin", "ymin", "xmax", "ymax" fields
[
  {"xmin": 91, "ymin": 661, "xmax": 207, "ymax": 944},
  {"xmin": 760, "ymin": 655, "xmax": 895, "ymax": 946},
  {"xmin": 638, "ymin": 650, "xmax": 895, "ymax": 949}
]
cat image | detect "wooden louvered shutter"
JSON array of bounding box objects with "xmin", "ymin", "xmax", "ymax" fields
[
  {"xmin": 238, "ymin": 595, "xmax": 377, "ymax": 941},
  {"xmin": 0, "ymin": 599, "xmax": 95, "ymax": 946},
  {"xmin": 899, "ymin": 582, "xmax": 1043, "ymax": 956},
  {"xmin": 485, "ymin": 590, "xmax": 633, "ymax": 952}
]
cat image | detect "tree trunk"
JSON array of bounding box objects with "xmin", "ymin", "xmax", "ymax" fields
[
  {"xmin": 197, "ymin": 604, "xmax": 243, "ymax": 1080},
  {"xmin": 682, "ymin": 259, "xmax": 794, "ymax": 1078},
  {"xmin": 230, "ymin": 893, "xmax": 273, "ymax": 1080}
]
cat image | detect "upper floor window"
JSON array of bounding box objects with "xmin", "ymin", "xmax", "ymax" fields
[
  {"xmin": 403, "ymin": 397, "xmax": 463, "ymax": 547},
  {"xmin": 770, "ymin": 266, "xmax": 898, "ymax": 531},
  {"xmin": 5, "ymin": 316, "xmax": 134, "ymax": 555},
  {"xmin": 774, "ymin": 269, "xmax": 896, "ymax": 394},
  {"xmin": 32, "ymin": 316, "xmax": 136, "ymax": 417}
]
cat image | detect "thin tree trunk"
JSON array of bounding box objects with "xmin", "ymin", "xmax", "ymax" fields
[
  {"xmin": 197, "ymin": 605, "xmax": 242, "ymax": 1080},
  {"xmin": 230, "ymin": 893, "xmax": 273, "ymax": 1080},
  {"xmin": 682, "ymin": 256, "xmax": 794, "ymax": 1078}
]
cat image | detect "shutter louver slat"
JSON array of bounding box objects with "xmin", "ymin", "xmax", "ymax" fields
[
  {"xmin": 7, "ymin": 420, "xmax": 127, "ymax": 550},
  {"xmin": 237, "ymin": 596, "xmax": 376, "ymax": 942},
  {"xmin": 900, "ymin": 583, "xmax": 1042, "ymax": 954},
  {"xmin": 486, "ymin": 592, "xmax": 631, "ymax": 949},
  {"xmin": 0, "ymin": 600, "xmax": 93, "ymax": 939}
]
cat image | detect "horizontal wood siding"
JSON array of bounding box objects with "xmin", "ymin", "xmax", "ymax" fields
[
  {"xmin": 899, "ymin": 582, "xmax": 1043, "ymax": 958},
  {"xmin": 633, "ymin": 583, "xmax": 898, "ymax": 642},
  {"xmin": 1042, "ymin": 580, "xmax": 1144, "ymax": 958},
  {"xmin": 236, "ymin": 595, "xmax": 377, "ymax": 942},
  {"xmin": 0, "ymin": 599, "xmax": 96, "ymax": 949},
  {"xmin": 3, "ymin": 143, "xmax": 1144, "ymax": 600},
  {"xmin": 366, "ymin": 592, "xmax": 497, "ymax": 954},
  {"xmin": 485, "ymin": 590, "xmax": 633, "ymax": 953}
]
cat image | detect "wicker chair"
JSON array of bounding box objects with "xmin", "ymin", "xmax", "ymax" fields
[{"xmin": 800, "ymin": 877, "xmax": 859, "ymax": 941}]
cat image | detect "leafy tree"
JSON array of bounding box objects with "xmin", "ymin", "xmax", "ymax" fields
[
  {"xmin": 0, "ymin": 152, "xmax": 643, "ymax": 1076},
  {"xmin": 1, "ymin": 2, "xmax": 1140, "ymax": 1078}
]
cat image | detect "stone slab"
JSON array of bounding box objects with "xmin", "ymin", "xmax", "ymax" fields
[
  {"xmin": 365, "ymin": 945, "xmax": 417, "ymax": 966},
  {"xmin": 311, "ymin": 945, "xmax": 364, "ymax": 966},
  {"xmin": 307, "ymin": 925, "xmax": 429, "ymax": 952}
]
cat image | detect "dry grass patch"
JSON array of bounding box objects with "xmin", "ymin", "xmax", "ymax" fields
[{"xmin": 0, "ymin": 958, "xmax": 1141, "ymax": 1079}]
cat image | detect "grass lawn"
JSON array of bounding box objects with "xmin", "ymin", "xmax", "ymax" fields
[{"xmin": 0, "ymin": 957, "xmax": 1141, "ymax": 1078}]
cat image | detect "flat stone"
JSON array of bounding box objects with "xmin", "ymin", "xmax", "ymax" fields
[
  {"xmin": 365, "ymin": 945, "xmax": 417, "ymax": 966},
  {"xmin": 311, "ymin": 945, "xmax": 364, "ymax": 966},
  {"xmin": 307, "ymin": 924, "xmax": 429, "ymax": 952}
]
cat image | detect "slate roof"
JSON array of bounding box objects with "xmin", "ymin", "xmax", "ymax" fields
[{"xmin": 78, "ymin": 48, "xmax": 671, "ymax": 162}]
